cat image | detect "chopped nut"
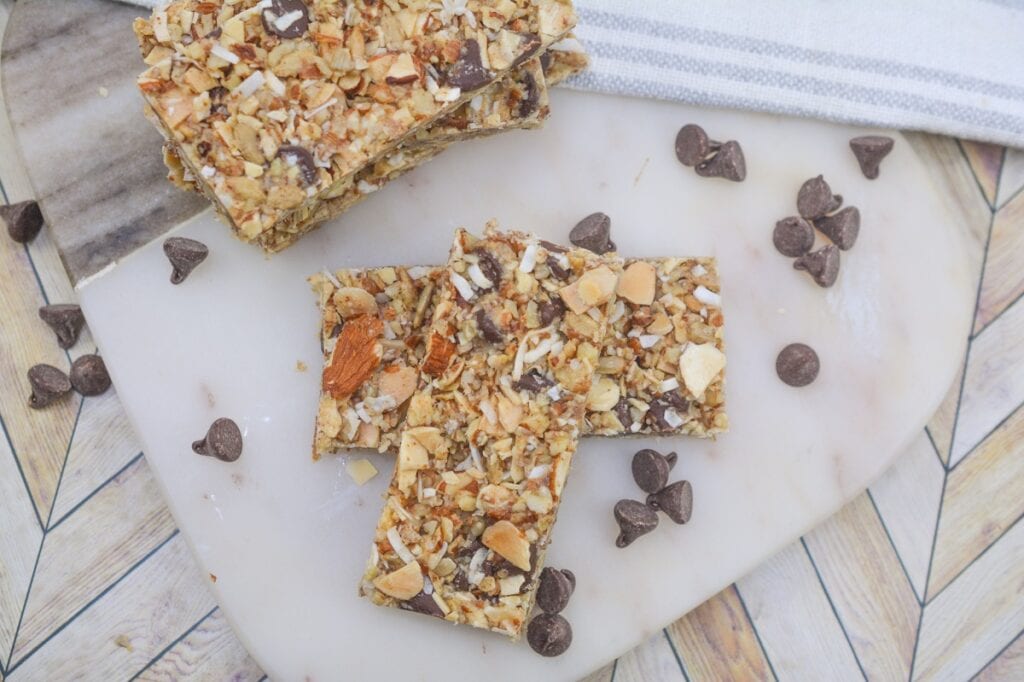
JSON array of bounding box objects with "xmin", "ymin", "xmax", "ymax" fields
[
  {"xmin": 322, "ymin": 315, "xmax": 383, "ymax": 399},
  {"xmin": 617, "ymin": 261, "xmax": 656, "ymax": 305},
  {"xmin": 482, "ymin": 520, "xmax": 531, "ymax": 571},
  {"xmin": 560, "ymin": 265, "xmax": 618, "ymax": 313},
  {"xmin": 586, "ymin": 377, "xmax": 620, "ymax": 412},
  {"xmin": 421, "ymin": 332, "xmax": 455, "ymax": 376},
  {"xmin": 333, "ymin": 287, "xmax": 378, "ymax": 318},
  {"xmin": 679, "ymin": 343, "xmax": 726, "ymax": 397},
  {"xmin": 373, "ymin": 561, "xmax": 423, "ymax": 600},
  {"xmin": 379, "ymin": 365, "xmax": 417, "ymax": 406}
]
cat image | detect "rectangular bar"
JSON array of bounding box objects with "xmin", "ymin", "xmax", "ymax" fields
[
  {"xmin": 311, "ymin": 256, "xmax": 726, "ymax": 456},
  {"xmin": 358, "ymin": 227, "xmax": 622, "ymax": 637},
  {"xmin": 134, "ymin": 0, "xmax": 576, "ymax": 250}
]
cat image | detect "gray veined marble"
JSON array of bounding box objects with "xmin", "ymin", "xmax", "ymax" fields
[{"xmin": 2, "ymin": 0, "xmax": 205, "ymax": 284}]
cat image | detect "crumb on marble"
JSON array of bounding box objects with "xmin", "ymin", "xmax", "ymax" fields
[
  {"xmin": 346, "ymin": 458, "xmax": 378, "ymax": 485},
  {"xmin": 210, "ymin": 573, "xmax": 218, "ymax": 583},
  {"xmin": 98, "ymin": 86, "xmax": 109, "ymax": 97},
  {"xmin": 296, "ymin": 360, "xmax": 308, "ymax": 372},
  {"xmin": 114, "ymin": 634, "xmax": 133, "ymax": 651}
]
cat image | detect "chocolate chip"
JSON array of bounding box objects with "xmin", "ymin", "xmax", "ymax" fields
[
  {"xmin": 527, "ymin": 613, "xmax": 573, "ymax": 657},
  {"xmin": 776, "ymin": 343, "xmax": 820, "ymax": 387},
  {"xmin": 70, "ymin": 354, "xmax": 111, "ymax": 396},
  {"xmin": 27, "ymin": 364, "xmax": 71, "ymax": 409},
  {"xmin": 546, "ymin": 256, "xmax": 571, "ymax": 281},
  {"xmin": 632, "ymin": 449, "xmax": 677, "ymax": 494},
  {"xmin": 517, "ymin": 72, "xmax": 540, "ymax": 118},
  {"xmin": 261, "ymin": 0, "xmax": 310, "ymax": 39},
  {"xmin": 675, "ymin": 124, "xmax": 711, "ymax": 167},
  {"xmin": 475, "ymin": 308, "xmax": 504, "ymax": 343},
  {"xmin": 2, "ymin": 200, "xmax": 44, "ymax": 243},
  {"xmin": 39, "ymin": 304, "xmax": 85, "ymax": 349},
  {"xmin": 536, "ymin": 566, "xmax": 574, "ymax": 614},
  {"xmin": 797, "ymin": 175, "xmax": 842, "ymax": 220},
  {"xmin": 475, "ymin": 250, "xmax": 502, "ymax": 288},
  {"xmin": 695, "ymin": 140, "xmax": 746, "ymax": 182},
  {"xmin": 773, "ymin": 217, "xmax": 815, "ymax": 257},
  {"xmin": 277, "ymin": 145, "xmax": 318, "ymax": 187},
  {"xmin": 661, "ymin": 391, "xmax": 688, "ymax": 411},
  {"xmin": 569, "ymin": 212, "xmax": 615, "ymax": 254},
  {"xmin": 163, "ymin": 237, "xmax": 209, "ymax": 285},
  {"xmin": 850, "ymin": 135, "xmax": 894, "ymax": 179},
  {"xmin": 815, "ymin": 206, "xmax": 860, "ymax": 250},
  {"xmin": 193, "ymin": 418, "xmax": 243, "ymax": 462},
  {"xmin": 452, "ymin": 571, "xmax": 471, "ymax": 592},
  {"xmin": 614, "ymin": 499, "xmax": 659, "ymax": 548},
  {"xmin": 511, "ymin": 32, "xmax": 543, "ymax": 68},
  {"xmin": 794, "ymin": 244, "xmax": 840, "ymax": 287},
  {"xmin": 514, "ymin": 368, "xmax": 554, "ymax": 393},
  {"xmin": 209, "ymin": 86, "xmax": 228, "ymax": 102},
  {"xmin": 645, "ymin": 398, "xmax": 681, "ymax": 432},
  {"xmin": 540, "ymin": 52, "xmax": 553, "ymax": 74},
  {"xmin": 613, "ymin": 397, "xmax": 633, "ymax": 430},
  {"xmin": 647, "ymin": 480, "xmax": 693, "ymax": 524},
  {"xmin": 446, "ymin": 39, "xmax": 491, "ymax": 91},
  {"xmin": 400, "ymin": 591, "xmax": 444, "ymax": 618},
  {"xmin": 560, "ymin": 569, "xmax": 576, "ymax": 593},
  {"xmin": 539, "ymin": 240, "xmax": 567, "ymax": 254},
  {"xmin": 538, "ymin": 297, "xmax": 565, "ymax": 326}
]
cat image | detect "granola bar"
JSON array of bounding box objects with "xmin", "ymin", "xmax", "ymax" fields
[
  {"xmin": 311, "ymin": 255, "xmax": 726, "ymax": 456},
  {"xmin": 358, "ymin": 227, "xmax": 623, "ymax": 637},
  {"xmin": 134, "ymin": 0, "xmax": 576, "ymax": 250}
]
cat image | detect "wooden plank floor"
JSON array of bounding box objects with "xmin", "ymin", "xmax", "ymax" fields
[{"xmin": 1, "ymin": 4, "xmax": 1022, "ymax": 680}]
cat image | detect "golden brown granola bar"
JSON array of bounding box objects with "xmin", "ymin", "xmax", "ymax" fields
[{"xmin": 358, "ymin": 227, "xmax": 622, "ymax": 637}]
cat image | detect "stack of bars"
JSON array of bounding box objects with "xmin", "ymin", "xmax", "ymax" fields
[
  {"xmin": 310, "ymin": 223, "xmax": 728, "ymax": 638},
  {"xmin": 133, "ymin": 0, "xmax": 589, "ymax": 252}
]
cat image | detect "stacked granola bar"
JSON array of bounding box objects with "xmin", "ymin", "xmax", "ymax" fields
[{"xmin": 134, "ymin": 0, "xmax": 588, "ymax": 251}]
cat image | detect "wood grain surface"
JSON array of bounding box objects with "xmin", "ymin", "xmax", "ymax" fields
[{"xmin": 1, "ymin": 0, "xmax": 1023, "ymax": 680}]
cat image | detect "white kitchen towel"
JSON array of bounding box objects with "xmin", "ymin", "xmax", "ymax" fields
[{"xmin": 120, "ymin": 0, "xmax": 1024, "ymax": 147}]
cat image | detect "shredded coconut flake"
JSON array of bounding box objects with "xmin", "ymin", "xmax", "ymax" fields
[
  {"xmin": 467, "ymin": 263, "xmax": 493, "ymax": 289},
  {"xmin": 546, "ymin": 385, "xmax": 561, "ymax": 401},
  {"xmin": 639, "ymin": 334, "xmax": 662, "ymax": 349},
  {"xmin": 274, "ymin": 9, "xmax": 305, "ymax": 31},
  {"xmin": 550, "ymin": 37, "xmax": 586, "ymax": 53},
  {"xmin": 210, "ymin": 43, "xmax": 239, "ymax": 65},
  {"xmin": 528, "ymin": 464, "xmax": 551, "ymax": 480},
  {"xmin": 264, "ymin": 70, "xmax": 285, "ymax": 96},
  {"xmin": 235, "ymin": 70, "xmax": 265, "ymax": 98},
  {"xmin": 304, "ymin": 97, "xmax": 337, "ymax": 119},
  {"xmin": 357, "ymin": 180, "xmax": 379, "ymax": 195},
  {"xmin": 450, "ymin": 272, "xmax": 476, "ymax": 301},
  {"xmin": 609, "ymin": 300, "xmax": 626, "ymax": 324},
  {"xmin": 408, "ymin": 266, "xmax": 431, "ymax": 280},
  {"xmin": 663, "ymin": 408, "xmax": 685, "ymax": 428},
  {"xmin": 479, "ymin": 400, "xmax": 497, "ymax": 424},
  {"xmin": 524, "ymin": 336, "xmax": 557, "ymax": 363},
  {"xmin": 200, "ymin": 165, "xmax": 217, "ymax": 178},
  {"xmin": 694, "ymin": 285, "xmax": 721, "ymax": 307},
  {"xmin": 519, "ymin": 241, "xmax": 539, "ymax": 273},
  {"xmin": 660, "ymin": 377, "xmax": 680, "ymax": 392},
  {"xmin": 468, "ymin": 547, "xmax": 488, "ymax": 585},
  {"xmin": 470, "ymin": 444, "xmax": 484, "ymax": 472},
  {"xmin": 692, "ymin": 264, "xmax": 707, "ymax": 277},
  {"xmin": 387, "ymin": 527, "xmax": 416, "ymax": 564}
]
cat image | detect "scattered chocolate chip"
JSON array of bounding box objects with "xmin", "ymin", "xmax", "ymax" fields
[
  {"xmin": 475, "ymin": 250, "xmax": 502, "ymax": 287},
  {"xmin": 569, "ymin": 212, "xmax": 615, "ymax": 254},
  {"xmin": 614, "ymin": 499, "xmax": 659, "ymax": 548},
  {"xmin": 794, "ymin": 244, "xmax": 840, "ymax": 287},
  {"xmin": 815, "ymin": 206, "xmax": 860, "ymax": 250},
  {"xmin": 475, "ymin": 309, "xmax": 504, "ymax": 343},
  {"xmin": 261, "ymin": 0, "xmax": 310, "ymax": 39},
  {"xmin": 446, "ymin": 39, "xmax": 491, "ymax": 91},
  {"xmin": 38, "ymin": 304, "xmax": 85, "ymax": 349},
  {"xmin": 695, "ymin": 140, "xmax": 746, "ymax": 182},
  {"xmin": 514, "ymin": 368, "xmax": 554, "ymax": 393},
  {"xmin": 517, "ymin": 72, "xmax": 540, "ymax": 118},
  {"xmin": 70, "ymin": 354, "xmax": 111, "ymax": 396},
  {"xmin": 193, "ymin": 418, "xmax": 243, "ymax": 462},
  {"xmin": 511, "ymin": 32, "xmax": 542, "ymax": 68},
  {"xmin": 536, "ymin": 567, "xmax": 574, "ymax": 614},
  {"xmin": 647, "ymin": 480, "xmax": 693, "ymax": 524},
  {"xmin": 538, "ymin": 297, "xmax": 565, "ymax": 326},
  {"xmin": 773, "ymin": 217, "xmax": 815, "ymax": 257},
  {"xmin": 277, "ymin": 145, "xmax": 318, "ymax": 187},
  {"xmin": 776, "ymin": 343, "xmax": 820, "ymax": 387},
  {"xmin": 527, "ymin": 613, "xmax": 573, "ymax": 657},
  {"xmin": 163, "ymin": 237, "xmax": 209, "ymax": 285},
  {"xmin": 1, "ymin": 200, "xmax": 44, "ymax": 243},
  {"xmin": 632, "ymin": 449, "xmax": 677, "ymax": 494},
  {"xmin": 797, "ymin": 175, "xmax": 842, "ymax": 220},
  {"xmin": 613, "ymin": 397, "xmax": 633, "ymax": 430},
  {"xmin": 400, "ymin": 591, "xmax": 445, "ymax": 618},
  {"xmin": 850, "ymin": 135, "xmax": 894, "ymax": 179},
  {"xmin": 560, "ymin": 568, "xmax": 576, "ymax": 593},
  {"xmin": 675, "ymin": 124, "xmax": 711, "ymax": 167},
  {"xmin": 27, "ymin": 364, "xmax": 71, "ymax": 409}
]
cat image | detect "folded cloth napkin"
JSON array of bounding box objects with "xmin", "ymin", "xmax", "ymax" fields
[{"xmin": 119, "ymin": 0, "xmax": 1024, "ymax": 147}]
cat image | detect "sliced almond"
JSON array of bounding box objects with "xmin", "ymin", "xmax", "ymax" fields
[
  {"xmin": 481, "ymin": 520, "xmax": 531, "ymax": 571},
  {"xmin": 617, "ymin": 261, "xmax": 657, "ymax": 305},
  {"xmin": 333, "ymin": 287, "xmax": 378, "ymax": 318},
  {"xmin": 560, "ymin": 265, "xmax": 618, "ymax": 314},
  {"xmin": 496, "ymin": 396, "xmax": 523, "ymax": 432},
  {"xmin": 373, "ymin": 561, "xmax": 422, "ymax": 600},
  {"xmin": 586, "ymin": 377, "xmax": 621, "ymax": 412},
  {"xmin": 398, "ymin": 429, "xmax": 432, "ymax": 472},
  {"xmin": 355, "ymin": 423, "xmax": 379, "ymax": 449},
  {"xmin": 478, "ymin": 484, "xmax": 516, "ymax": 513},
  {"xmin": 322, "ymin": 315, "xmax": 383, "ymax": 399},
  {"xmin": 679, "ymin": 343, "xmax": 726, "ymax": 398},
  {"xmin": 421, "ymin": 332, "xmax": 456, "ymax": 377},
  {"xmin": 647, "ymin": 312, "xmax": 674, "ymax": 336},
  {"xmin": 379, "ymin": 365, "xmax": 417, "ymax": 407},
  {"xmin": 386, "ymin": 53, "xmax": 420, "ymax": 85}
]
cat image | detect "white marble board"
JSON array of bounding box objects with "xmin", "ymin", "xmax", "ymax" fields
[{"xmin": 75, "ymin": 90, "xmax": 972, "ymax": 681}]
